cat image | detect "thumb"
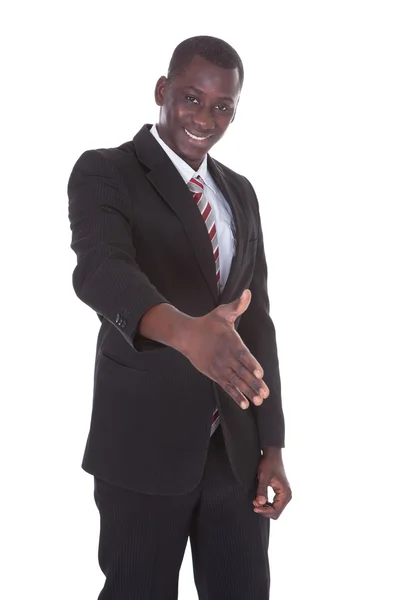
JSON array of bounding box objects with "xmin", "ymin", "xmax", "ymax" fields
[
  {"xmin": 220, "ymin": 289, "xmax": 252, "ymax": 325},
  {"xmin": 254, "ymin": 466, "xmax": 271, "ymax": 506}
]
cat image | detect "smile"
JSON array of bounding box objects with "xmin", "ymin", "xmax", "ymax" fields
[{"xmin": 184, "ymin": 128, "xmax": 212, "ymax": 141}]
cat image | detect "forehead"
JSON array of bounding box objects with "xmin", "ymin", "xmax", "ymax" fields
[{"xmin": 171, "ymin": 55, "xmax": 241, "ymax": 99}]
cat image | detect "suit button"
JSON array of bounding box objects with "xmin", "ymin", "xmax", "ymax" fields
[{"xmin": 115, "ymin": 313, "xmax": 121, "ymax": 324}]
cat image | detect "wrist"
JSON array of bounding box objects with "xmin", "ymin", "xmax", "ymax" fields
[
  {"xmin": 138, "ymin": 303, "xmax": 194, "ymax": 353},
  {"xmin": 169, "ymin": 312, "xmax": 196, "ymax": 355},
  {"xmin": 261, "ymin": 446, "xmax": 283, "ymax": 457}
]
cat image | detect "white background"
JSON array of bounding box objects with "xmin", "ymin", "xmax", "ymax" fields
[{"xmin": 2, "ymin": 1, "xmax": 399, "ymax": 598}]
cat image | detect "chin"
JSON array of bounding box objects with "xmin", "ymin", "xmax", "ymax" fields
[{"xmin": 176, "ymin": 141, "xmax": 207, "ymax": 161}]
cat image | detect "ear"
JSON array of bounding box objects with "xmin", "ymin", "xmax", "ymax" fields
[
  {"xmin": 230, "ymin": 95, "xmax": 240, "ymax": 124},
  {"xmin": 154, "ymin": 76, "xmax": 168, "ymax": 107}
]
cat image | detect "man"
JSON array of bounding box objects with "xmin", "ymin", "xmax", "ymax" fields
[{"xmin": 68, "ymin": 35, "xmax": 291, "ymax": 600}]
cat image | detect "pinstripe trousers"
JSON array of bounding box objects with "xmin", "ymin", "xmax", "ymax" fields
[{"xmin": 93, "ymin": 425, "xmax": 270, "ymax": 600}]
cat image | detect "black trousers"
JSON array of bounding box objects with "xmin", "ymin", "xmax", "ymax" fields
[{"xmin": 93, "ymin": 425, "xmax": 270, "ymax": 599}]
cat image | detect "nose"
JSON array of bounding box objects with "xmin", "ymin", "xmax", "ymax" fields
[{"xmin": 192, "ymin": 106, "xmax": 215, "ymax": 132}]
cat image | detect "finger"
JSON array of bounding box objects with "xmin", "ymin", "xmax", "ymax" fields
[
  {"xmin": 232, "ymin": 346, "xmax": 266, "ymax": 383},
  {"xmin": 253, "ymin": 504, "xmax": 280, "ymax": 519},
  {"xmin": 222, "ymin": 383, "xmax": 251, "ymax": 410},
  {"xmin": 253, "ymin": 495, "xmax": 285, "ymax": 518},
  {"xmin": 254, "ymin": 484, "xmax": 292, "ymax": 518},
  {"xmin": 253, "ymin": 490, "xmax": 281, "ymax": 517},
  {"xmin": 253, "ymin": 495, "xmax": 269, "ymax": 507},
  {"xmin": 225, "ymin": 368, "xmax": 266, "ymax": 406},
  {"xmin": 254, "ymin": 482, "xmax": 271, "ymax": 506},
  {"xmin": 229, "ymin": 361, "xmax": 269, "ymax": 401},
  {"xmin": 270, "ymin": 477, "xmax": 292, "ymax": 506}
]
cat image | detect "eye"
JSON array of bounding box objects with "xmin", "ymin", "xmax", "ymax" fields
[
  {"xmin": 215, "ymin": 104, "xmax": 230, "ymax": 112},
  {"xmin": 186, "ymin": 95, "xmax": 199, "ymax": 104}
]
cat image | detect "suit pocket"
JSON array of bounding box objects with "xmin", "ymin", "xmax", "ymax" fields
[
  {"xmin": 100, "ymin": 347, "xmax": 171, "ymax": 372},
  {"xmin": 99, "ymin": 344, "xmax": 182, "ymax": 373}
]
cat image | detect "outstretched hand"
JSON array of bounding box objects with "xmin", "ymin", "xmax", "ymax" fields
[{"xmin": 182, "ymin": 289, "xmax": 270, "ymax": 410}]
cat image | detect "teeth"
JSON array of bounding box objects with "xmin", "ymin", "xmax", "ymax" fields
[{"xmin": 184, "ymin": 128, "xmax": 209, "ymax": 141}]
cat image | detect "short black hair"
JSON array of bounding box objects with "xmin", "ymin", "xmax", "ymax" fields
[{"xmin": 167, "ymin": 35, "xmax": 244, "ymax": 89}]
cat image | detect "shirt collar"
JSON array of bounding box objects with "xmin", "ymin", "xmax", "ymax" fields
[{"xmin": 150, "ymin": 124, "xmax": 217, "ymax": 194}]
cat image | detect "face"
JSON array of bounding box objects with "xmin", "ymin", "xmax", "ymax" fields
[{"xmin": 154, "ymin": 55, "xmax": 241, "ymax": 170}]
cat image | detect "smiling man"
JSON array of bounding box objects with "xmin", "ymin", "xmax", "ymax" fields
[
  {"xmin": 155, "ymin": 53, "xmax": 239, "ymax": 170},
  {"xmin": 68, "ymin": 36, "xmax": 291, "ymax": 599}
]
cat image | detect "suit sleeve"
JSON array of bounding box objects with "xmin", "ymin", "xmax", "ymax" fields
[
  {"xmin": 237, "ymin": 179, "xmax": 285, "ymax": 449},
  {"xmin": 67, "ymin": 149, "xmax": 170, "ymax": 351}
]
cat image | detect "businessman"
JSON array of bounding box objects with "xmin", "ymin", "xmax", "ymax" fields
[{"xmin": 68, "ymin": 35, "xmax": 291, "ymax": 600}]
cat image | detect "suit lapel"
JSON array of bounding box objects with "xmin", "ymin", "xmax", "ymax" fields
[
  {"xmin": 133, "ymin": 125, "xmax": 219, "ymax": 302},
  {"xmin": 207, "ymin": 156, "xmax": 246, "ymax": 304}
]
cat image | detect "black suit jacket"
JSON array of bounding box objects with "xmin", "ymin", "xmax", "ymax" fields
[{"xmin": 67, "ymin": 124, "xmax": 284, "ymax": 495}]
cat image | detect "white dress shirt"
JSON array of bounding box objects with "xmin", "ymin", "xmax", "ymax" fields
[{"xmin": 150, "ymin": 124, "xmax": 235, "ymax": 291}]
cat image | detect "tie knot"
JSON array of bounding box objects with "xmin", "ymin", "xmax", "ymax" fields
[{"xmin": 188, "ymin": 176, "xmax": 204, "ymax": 194}]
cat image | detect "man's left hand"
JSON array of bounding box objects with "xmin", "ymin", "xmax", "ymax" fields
[{"xmin": 253, "ymin": 448, "xmax": 292, "ymax": 519}]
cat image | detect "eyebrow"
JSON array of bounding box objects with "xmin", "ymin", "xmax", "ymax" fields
[{"xmin": 184, "ymin": 85, "xmax": 235, "ymax": 104}]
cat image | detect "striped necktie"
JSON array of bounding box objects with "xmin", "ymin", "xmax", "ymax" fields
[
  {"xmin": 188, "ymin": 175, "xmax": 220, "ymax": 436},
  {"xmin": 188, "ymin": 176, "xmax": 221, "ymax": 288}
]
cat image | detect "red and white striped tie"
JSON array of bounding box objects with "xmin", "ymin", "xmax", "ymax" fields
[
  {"xmin": 188, "ymin": 176, "xmax": 221, "ymax": 287},
  {"xmin": 188, "ymin": 175, "xmax": 220, "ymax": 436}
]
